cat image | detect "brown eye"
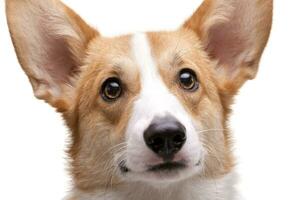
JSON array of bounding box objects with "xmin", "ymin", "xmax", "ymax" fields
[
  {"xmin": 101, "ymin": 77, "xmax": 122, "ymax": 101},
  {"xmin": 179, "ymin": 69, "xmax": 199, "ymax": 91}
]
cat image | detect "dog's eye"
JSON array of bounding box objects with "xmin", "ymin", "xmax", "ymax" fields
[
  {"xmin": 101, "ymin": 78, "xmax": 122, "ymax": 101},
  {"xmin": 178, "ymin": 69, "xmax": 199, "ymax": 91}
]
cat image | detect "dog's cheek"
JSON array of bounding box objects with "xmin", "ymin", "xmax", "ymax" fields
[
  {"xmin": 68, "ymin": 111, "xmax": 123, "ymax": 189},
  {"xmin": 194, "ymin": 97, "xmax": 234, "ymax": 178}
]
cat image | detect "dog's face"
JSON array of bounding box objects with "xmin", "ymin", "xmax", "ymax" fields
[
  {"xmin": 6, "ymin": 0, "xmax": 272, "ymax": 190},
  {"xmin": 73, "ymin": 31, "xmax": 228, "ymax": 186}
]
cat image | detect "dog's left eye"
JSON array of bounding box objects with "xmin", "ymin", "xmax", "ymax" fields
[
  {"xmin": 101, "ymin": 77, "xmax": 122, "ymax": 101},
  {"xmin": 178, "ymin": 69, "xmax": 199, "ymax": 91}
]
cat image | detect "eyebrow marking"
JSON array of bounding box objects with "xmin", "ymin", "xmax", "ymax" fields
[{"xmin": 172, "ymin": 52, "xmax": 185, "ymax": 66}]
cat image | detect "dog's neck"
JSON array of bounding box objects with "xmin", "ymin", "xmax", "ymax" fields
[{"xmin": 68, "ymin": 172, "xmax": 237, "ymax": 200}]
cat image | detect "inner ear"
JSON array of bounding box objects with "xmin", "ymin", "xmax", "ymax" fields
[
  {"xmin": 183, "ymin": 0, "xmax": 273, "ymax": 92},
  {"xmin": 42, "ymin": 34, "xmax": 76, "ymax": 83},
  {"xmin": 6, "ymin": 0, "xmax": 99, "ymax": 111},
  {"xmin": 207, "ymin": 22, "xmax": 249, "ymax": 73}
]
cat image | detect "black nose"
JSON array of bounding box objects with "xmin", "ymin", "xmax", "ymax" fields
[{"xmin": 144, "ymin": 116, "xmax": 186, "ymax": 161}]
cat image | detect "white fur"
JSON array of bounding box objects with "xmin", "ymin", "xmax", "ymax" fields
[{"xmin": 68, "ymin": 172, "xmax": 238, "ymax": 200}]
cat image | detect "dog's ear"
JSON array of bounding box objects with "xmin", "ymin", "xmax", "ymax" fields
[
  {"xmin": 6, "ymin": 0, "xmax": 99, "ymax": 112},
  {"xmin": 184, "ymin": 0, "xmax": 272, "ymax": 94}
]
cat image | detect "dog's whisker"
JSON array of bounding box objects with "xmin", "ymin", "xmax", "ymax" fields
[
  {"xmin": 94, "ymin": 142, "xmax": 127, "ymax": 163},
  {"xmin": 196, "ymin": 129, "xmax": 226, "ymax": 134}
]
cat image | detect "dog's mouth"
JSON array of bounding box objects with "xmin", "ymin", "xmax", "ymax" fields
[
  {"xmin": 118, "ymin": 159, "xmax": 202, "ymax": 183},
  {"xmin": 119, "ymin": 160, "xmax": 187, "ymax": 174},
  {"xmin": 148, "ymin": 162, "xmax": 186, "ymax": 172},
  {"xmin": 119, "ymin": 160, "xmax": 130, "ymax": 173}
]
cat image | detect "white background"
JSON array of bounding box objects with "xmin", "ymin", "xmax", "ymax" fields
[{"xmin": 1, "ymin": 0, "xmax": 300, "ymax": 199}]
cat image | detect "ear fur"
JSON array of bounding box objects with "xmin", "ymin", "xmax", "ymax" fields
[
  {"xmin": 6, "ymin": 0, "xmax": 99, "ymax": 111},
  {"xmin": 184, "ymin": 0, "xmax": 273, "ymax": 93}
]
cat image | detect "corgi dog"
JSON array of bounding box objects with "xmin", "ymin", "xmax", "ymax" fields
[{"xmin": 6, "ymin": 0, "xmax": 272, "ymax": 199}]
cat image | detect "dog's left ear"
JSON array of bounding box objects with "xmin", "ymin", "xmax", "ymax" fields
[{"xmin": 184, "ymin": 0, "xmax": 273, "ymax": 94}]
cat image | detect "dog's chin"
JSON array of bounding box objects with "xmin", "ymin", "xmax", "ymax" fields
[{"xmin": 118, "ymin": 160, "xmax": 201, "ymax": 185}]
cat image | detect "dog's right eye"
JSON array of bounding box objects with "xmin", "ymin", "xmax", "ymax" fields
[{"xmin": 101, "ymin": 77, "xmax": 122, "ymax": 102}]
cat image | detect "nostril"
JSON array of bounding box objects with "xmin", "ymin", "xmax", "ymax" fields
[
  {"xmin": 173, "ymin": 133, "xmax": 186, "ymax": 147},
  {"xmin": 149, "ymin": 136, "xmax": 165, "ymax": 151}
]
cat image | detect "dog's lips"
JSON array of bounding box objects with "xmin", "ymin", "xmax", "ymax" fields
[
  {"xmin": 118, "ymin": 159, "xmax": 202, "ymax": 183},
  {"xmin": 119, "ymin": 160, "xmax": 190, "ymax": 174},
  {"xmin": 147, "ymin": 162, "xmax": 186, "ymax": 172},
  {"xmin": 119, "ymin": 160, "xmax": 130, "ymax": 173}
]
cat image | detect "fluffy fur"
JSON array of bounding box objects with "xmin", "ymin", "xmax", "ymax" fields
[{"xmin": 6, "ymin": 0, "xmax": 272, "ymax": 199}]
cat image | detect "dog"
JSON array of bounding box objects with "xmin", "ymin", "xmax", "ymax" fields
[{"xmin": 6, "ymin": 0, "xmax": 272, "ymax": 199}]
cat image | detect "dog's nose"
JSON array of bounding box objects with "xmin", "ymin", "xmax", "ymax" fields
[{"xmin": 144, "ymin": 116, "xmax": 186, "ymax": 161}]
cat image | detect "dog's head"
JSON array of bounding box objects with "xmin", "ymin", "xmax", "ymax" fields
[{"xmin": 6, "ymin": 0, "xmax": 272, "ymax": 189}]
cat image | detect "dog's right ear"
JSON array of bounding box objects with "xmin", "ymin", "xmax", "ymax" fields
[{"xmin": 6, "ymin": 0, "xmax": 99, "ymax": 112}]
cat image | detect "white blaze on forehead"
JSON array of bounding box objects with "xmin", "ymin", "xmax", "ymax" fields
[
  {"xmin": 129, "ymin": 32, "xmax": 199, "ymax": 130},
  {"xmin": 130, "ymin": 33, "xmax": 182, "ymax": 120},
  {"xmin": 131, "ymin": 33, "xmax": 158, "ymax": 87}
]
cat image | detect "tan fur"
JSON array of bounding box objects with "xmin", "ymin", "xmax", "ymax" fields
[
  {"xmin": 6, "ymin": 0, "xmax": 272, "ymax": 199},
  {"xmin": 65, "ymin": 35, "xmax": 142, "ymax": 190}
]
